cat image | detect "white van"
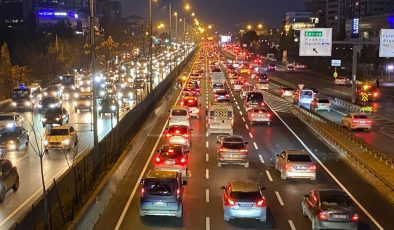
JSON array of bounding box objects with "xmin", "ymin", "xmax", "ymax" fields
[
  {"xmin": 206, "ymin": 102, "xmax": 233, "ymax": 136},
  {"xmin": 169, "ymin": 106, "xmax": 190, "ymax": 127}
]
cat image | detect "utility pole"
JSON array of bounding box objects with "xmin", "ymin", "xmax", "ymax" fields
[
  {"xmin": 168, "ymin": 2, "xmax": 172, "ymax": 45},
  {"xmin": 174, "ymin": 12, "xmax": 178, "ymax": 42},
  {"xmin": 148, "ymin": 0, "xmax": 153, "ymax": 93},
  {"xmin": 89, "ymin": 0, "xmax": 99, "ymax": 176}
]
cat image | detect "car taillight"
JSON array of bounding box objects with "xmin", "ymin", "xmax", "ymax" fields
[
  {"xmin": 219, "ymin": 148, "xmax": 228, "ymax": 152},
  {"xmin": 180, "ymin": 157, "xmax": 187, "ymax": 164},
  {"xmin": 366, "ymin": 120, "xmax": 372, "ymax": 123},
  {"xmin": 175, "ymin": 130, "xmax": 180, "ymax": 134},
  {"xmin": 240, "ymin": 148, "xmax": 248, "ymax": 152},
  {"xmin": 284, "ymin": 164, "xmax": 293, "ymax": 170},
  {"xmin": 141, "ymin": 188, "xmax": 145, "ymax": 197},
  {"xmin": 155, "ymin": 156, "xmax": 161, "ymax": 163},
  {"xmin": 267, "ymin": 113, "xmax": 271, "ymax": 117},
  {"xmin": 166, "ymin": 133, "xmax": 172, "ymax": 138},
  {"xmin": 351, "ymin": 214, "xmax": 359, "ymax": 222},
  {"xmin": 225, "ymin": 197, "xmax": 235, "ymax": 206},
  {"xmin": 255, "ymin": 198, "xmax": 265, "ymax": 207},
  {"xmin": 309, "ymin": 165, "xmax": 317, "ymax": 170},
  {"xmin": 260, "ymin": 102, "xmax": 265, "ymax": 106},
  {"xmin": 318, "ymin": 211, "xmax": 327, "ymax": 220},
  {"xmin": 373, "ymin": 92, "xmax": 378, "ymax": 97},
  {"xmin": 352, "ymin": 119, "xmax": 360, "ymax": 123},
  {"xmin": 182, "ymin": 134, "xmax": 189, "ymax": 138}
]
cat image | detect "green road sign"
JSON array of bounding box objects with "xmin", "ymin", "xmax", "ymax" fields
[
  {"xmin": 333, "ymin": 71, "xmax": 338, "ymax": 78},
  {"xmin": 305, "ymin": 31, "xmax": 323, "ymax": 37}
]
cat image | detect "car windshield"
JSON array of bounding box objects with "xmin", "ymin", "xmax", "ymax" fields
[
  {"xmin": 354, "ymin": 115, "xmax": 368, "ymax": 119},
  {"xmin": 320, "ymin": 193, "xmax": 353, "ymax": 209},
  {"xmin": 172, "ymin": 109, "xmax": 187, "ymax": 116},
  {"xmin": 160, "ymin": 147, "xmax": 183, "ymax": 158},
  {"xmin": 145, "ymin": 180, "xmax": 175, "ymax": 196},
  {"xmin": 247, "ymin": 93, "xmax": 264, "ymax": 101},
  {"xmin": 0, "ymin": 128, "xmax": 20, "ymax": 137},
  {"xmin": 253, "ymin": 108, "xmax": 268, "ymax": 113},
  {"xmin": 231, "ymin": 191, "xmax": 260, "ymax": 200},
  {"xmin": 287, "ymin": 154, "xmax": 312, "ymax": 162},
  {"xmin": 213, "ymin": 84, "xmax": 223, "ymax": 88},
  {"xmin": 42, "ymin": 97, "xmax": 57, "ymax": 104},
  {"xmin": 222, "ymin": 138, "xmax": 244, "ymax": 149},
  {"xmin": 49, "ymin": 129, "xmax": 69, "ymax": 136},
  {"xmin": 0, "ymin": 115, "xmax": 13, "ymax": 121}
]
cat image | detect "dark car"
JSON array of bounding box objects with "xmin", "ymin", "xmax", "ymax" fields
[
  {"xmin": 98, "ymin": 98, "xmax": 118, "ymax": 117},
  {"xmin": 42, "ymin": 107, "xmax": 69, "ymax": 126},
  {"xmin": 302, "ymin": 189, "xmax": 359, "ymax": 230},
  {"xmin": 267, "ymin": 63, "xmax": 276, "ymax": 71},
  {"xmin": 133, "ymin": 79, "xmax": 145, "ymax": 90},
  {"xmin": 244, "ymin": 91, "xmax": 265, "ymax": 110},
  {"xmin": 0, "ymin": 127, "xmax": 29, "ymax": 153},
  {"xmin": 38, "ymin": 96, "xmax": 61, "ymax": 113},
  {"xmin": 0, "ymin": 159, "xmax": 19, "ymax": 202},
  {"xmin": 139, "ymin": 170, "xmax": 185, "ymax": 218}
]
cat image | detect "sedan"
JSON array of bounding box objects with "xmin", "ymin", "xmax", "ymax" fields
[
  {"xmin": 222, "ymin": 181, "xmax": 266, "ymax": 222},
  {"xmin": 42, "ymin": 107, "xmax": 69, "ymax": 126},
  {"xmin": 341, "ymin": 113, "xmax": 372, "ymax": 131},
  {"xmin": 275, "ymin": 150, "xmax": 316, "ymax": 180},
  {"xmin": 154, "ymin": 144, "xmax": 189, "ymax": 181},
  {"xmin": 0, "ymin": 159, "xmax": 19, "ymax": 203},
  {"xmin": 217, "ymin": 135, "xmax": 249, "ymax": 167},
  {"xmin": 164, "ymin": 125, "xmax": 192, "ymax": 147},
  {"xmin": 247, "ymin": 107, "xmax": 272, "ymax": 125},
  {"xmin": 310, "ymin": 98, "xmax": 331, "ymax": 112},
  {"xmin": 302, "ymin": 189, "xmax": 359, "ymax": 230},
  {"xmin": 214, "ymin": 89, "xmax": 230, "ymax": 102},
  {"xmin": 278, "ymin": 87, "xmax": 294, "ymax": 97},
  {"xmin": 98, "ymin": 98, "xmax": 118, "ymax": 117},
  {"xmin": 0, "ymin": 127, "xmax": 29, "ymax": 153}
]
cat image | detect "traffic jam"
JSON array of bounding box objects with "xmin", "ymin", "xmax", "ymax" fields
[{"xmin": 135, "ymin": 42, "xmax": 362, "ymax": 230}]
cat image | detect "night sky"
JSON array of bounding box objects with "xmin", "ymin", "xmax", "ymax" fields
[{"xmin": 120, "ymin": 0, "xmax": 305, "ymax": 32}]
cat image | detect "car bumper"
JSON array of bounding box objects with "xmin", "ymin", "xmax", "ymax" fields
[
  {"xmin": 284, "ymin": 170, "xmax": 316, "ymax": 179},
  {"xmin": 140, "ymin": 202, "xmax": 181, "ymax": 216},
  {"xmin": 45, "ymin": 143, "xmax": 70, "ymax": 150},
  {"xmin": 351, "ymin": 124, "xmax": 371, "ymax": 129},
  {"xmin": 317, "ymin": 220, "xmax": 358, "ymax": 230},
  {"xmin": 167, "ymin": 137, "xmax": 189, "ymax": 146},
  {"xmin": 249, "ymin": 117, "xmax": 271, "ymax": 122},
  {"xmin": 218, "ymin": 156, "xmax": 248, "ymax": 164},
  {"xmin": 224, "ymin": 207, "xmax": 266, "ymax": 220},
  {"xmin": 169, "ymin": 121, "xmax": 190, "ymax": 127}
]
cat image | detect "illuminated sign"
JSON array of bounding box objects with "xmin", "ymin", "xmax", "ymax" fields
[
  {"xmin": 379, "ymin": 29, "xmax": 394, "ymax": 57},
  {"xmin": 299, "ymin": 28, "xmax": 332, "ymax": 56},
  {"xmin": 37, "ymin": 9, "xmax": 79, "ymax": 19},
  {"xmin": 351, "ymin": 18, "xmax": 359, "ymax": 38},
  {"xmin": 220, "ymin": 35, "xmax": 231, "ymax": 43}
]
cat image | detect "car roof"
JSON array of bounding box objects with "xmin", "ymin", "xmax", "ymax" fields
[
  {"xmin": 316, "ymin": 189, "xmax": 348, "ymax": 198},
  {"xmin": 52, "ymin": 125, "xmax": 71, "ymax": 130},
  {"xmin": 146, "ymin": 170, "xmax": 178, "ymax": 180},
  {"xmin": 171, "ymin": 105, "xmax": 187, "ymax": 110},
  {"xmin": 284, "ymin": 150, "xmax": 307, "ymax": 155},
  {"xmin": 231, "ymin": 181, "xmax": 259, "ymax": 192}
]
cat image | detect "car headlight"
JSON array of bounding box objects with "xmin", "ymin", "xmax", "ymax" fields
[
  {"xmin": 99, "ymin": 91, "xmax": 105, "ymax": 96},
  {"xmin": 6, "ymin": 123, "xmax": 15, "ymax": 128},
  {"xmin": 111, "ymin": 105, "xmax": 116, "ymax": 111},
  {"xmin": 43, "ymin": 92, "xmax": 48, "ymax": 96},
  {"xmin": 98, "ymin": 106, "xmax": 102, "ymax": 111},
  {"xmin": 43, "ymin": 140, "xmax": 49, "ymax": 145},
  {"xmin": 128, "ymin": 92, "xmax": 133, "ymax": 98},
  {"xmin": 62, "ymin": 139, "xmax": 70, "ymax": 145},
  {"xmin": 86, "ymin": 101, "xmax": 91, "ymax": 106},
  {"xmin": 11, "ymin": 102, "xmax": 17, "ymax": 106},
  {"xmin": 42, "ymin": 118, "xmax": 47, "ymax": 121},
  {"xmin": 55, "ymin": 117, "xmax": 61, "ymax": 121},
  {"xmin": 8, "ymin": 140, "xmax": 14, "ymax": 144},
  {"xmin": 117, "ymin": 92, "xmax": 123, "ymax": 98},
  {"xmin": 49, "ymin": 104, "xmax": 56, "ymax": 108}
]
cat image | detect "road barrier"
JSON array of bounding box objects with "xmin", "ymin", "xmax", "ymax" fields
[
  {"xmin": 10, "ymin": 48, "xmax": 197, "ymax": 230},
  {"xmin": 333, "ymin": 98, "xmax": 363, "ymax": 113},
  {"xmin": 291, "ymin": 104, "xmax": 394, "ymax": 192}
]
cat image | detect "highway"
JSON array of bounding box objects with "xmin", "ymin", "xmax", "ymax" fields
[
  {"xmin": 0, "ymin": 46, "xmax": 193, "ymax": 229},
  {"xmin": 93, "ymin": 47, "xmax": 393, "ymax": 230}
]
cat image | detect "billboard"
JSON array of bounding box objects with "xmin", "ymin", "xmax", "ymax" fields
[
  {"xmin": 220, "ymin": 35, "xmax": 231, "ymax": 43},
  {"xmin": 379, "ymin": 29, "xmax": 394, "ymax": 57},
  {"xmin": 299, "ymin": 28, "xmax": 332, "ymax": 56}
]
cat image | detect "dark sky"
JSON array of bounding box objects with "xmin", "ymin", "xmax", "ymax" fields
[{"xmin": 120, "ymin": 0, "xmax": 305, "ymax": 32}]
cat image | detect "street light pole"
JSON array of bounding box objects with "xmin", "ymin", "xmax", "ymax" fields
[
  {"xmin": 89, "ymin": 0, "xmax": 99, "ymax": 177},
  {"xmin": 148, "ymin": 0, "xmax": 153, "ymax": 93},
  {"xmin": 168, "ymin": 2, "xmax": 172, "ymax": 45},
  {"xmin": 183, "ymin": 17, "xmax": 186, "ymax": 41},
  {"xmin": 174, "ymin": 12, "xmax": 178, "ymax": 42}
]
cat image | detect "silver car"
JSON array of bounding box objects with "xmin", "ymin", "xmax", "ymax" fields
[
  {"xmin": 302, "ymin": 189, "xmax": 359, "ymax": 230},
  {"xmin": 275, "ymin": 150, "xmax": 316, "ymax": 180},
  {"xmin": 222, "ymin": 181, "xmax": 266, "ymax": 222},
  {"xmin": 139, "ymin": 170, "xmax": 185, "ymax": 218},
  {"xmin": 217, "ymin": 135, "xmax": 249, "ymax": 167},
  {"xmin": 247, "ymin": 107, "xmax": 272, "ymax": 125}
]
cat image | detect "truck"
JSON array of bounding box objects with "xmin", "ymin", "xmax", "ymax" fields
[
  {"xmin": 206, "ymin": 102, "xmax": 233, "ymax": 136},
  {"xmin": 11, "ymin": 84, "xmax": 41, "ymax": 110},
  {"xmin": 210, "ymin": 67, "xmax": 225, "ymax": 84}
]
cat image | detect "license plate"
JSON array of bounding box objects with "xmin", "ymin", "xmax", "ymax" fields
[
  {"xmin": 165, "ymin": 161, "xmax": 175, "ymax": 165},
  {"xmin": 360, "ymin": 121, "xmax": 365, "ymax": 124},
  {"xmin": 333, "ymin": 214, "xmax": 347, "ymax": 219},
  {"xmin": 239, "ymin": 204, "xmax": 253, "ymax": 207},
  {"xmin": 153, "ymin": 202, "xmax": 166, "ymax": 207},
  {"xmin": 295, "ymin": 166, "xmax": 307, "ymax": 170}
]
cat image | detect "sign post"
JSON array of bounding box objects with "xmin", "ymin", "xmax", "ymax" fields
[
  {"xmin": 299, "ymin": 28, "xmax": 332, "ymax": 56},
  {"xmin": 379, "ymin": 29, "xmax": 394, "ymax": 57}
]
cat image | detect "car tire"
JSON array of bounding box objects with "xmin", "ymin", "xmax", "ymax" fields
[
  {"xmin": 244, "ymin": 162, "xmax": 249, "ymax": 168},
  {"xmin": 12, "ymin": 177, "xmax": 19, "ymax": 191}
]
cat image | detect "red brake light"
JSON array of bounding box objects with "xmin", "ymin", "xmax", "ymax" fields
[
  {"xmin": 251, "ymin": 113, "xmax": 255, "ymax": 117},
  {"xmin": 141, "ymin": 188, "xmax": 145, "ymax": 196},
  {"xmin": 366, "ymin": 120, "xmax": 372, "ymax": 123},
  {"xmin": 373, "ymin": 92, "xmax": 378, "ymax": 97},
  {"xmin": 155, "ymin": 156, "xmax": 161, "ymax": 163},
  {"xmin": 182, "ymin": 133, "xmax": 189, "ymax": 138},
  {"xmin": 255, "ymin": 198, "xmax": 265, "ymax": 207},
  {"xmin": 177, "ymin": 188, "xmax": 181, "ymax": 195},
  {"xmin": 352, "ymin": 119, "xmax": 360, "ymax": 123},
  {"xmin": 180, "ymin": 157, "xmax": 187, "ymax": 163},
  {"xmin": 240, "ymin": 148, "xmax": 248, "ymax": 152},
  {"xmin": 166, "ymin": 133, "xmax": 172, "ymax": 138},
  {"xmin": 188, "ymin": 99, "xmax": 193, "ymax": 103},
  {"xmin": 260, "ymin": 102, "xmax": 265, "ymax": 106},
  {"xmin": 219, "ymin": 148, "xmax": 227, "ymax": 152},
  {"xmin": 225, "ymin": 197, "xmax": 236, "ymax": 206},
  {"xmin": 351, "ymin": 214, "xmax": 359, "ymax": 222},
  {"xmin": 309, "ymin": 165, "xmax": 317, "ymax": 170},
  {"xmin": 267, "ymin": 113, "xmax": 271, "ymax": 117},
  {"xmin": 318, "ymin": 212, "xmax": 327, "ymax": 220},
  {"xmin": 284, "ymin": 164, "xmax": 293, "ymax": 170}
]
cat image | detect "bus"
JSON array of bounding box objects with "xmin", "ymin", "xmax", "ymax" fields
[{"xmin": 11, "ymin": 84, "xmax": 41, "ymax": 110}]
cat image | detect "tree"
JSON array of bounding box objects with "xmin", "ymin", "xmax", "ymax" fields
[
  {"xmin": 240, "ymin": 31, "xmax": 258, "ymax": 48},
  {"xmin": 0, "ymin": 43, "xmax": 14, "ymax": 98}
]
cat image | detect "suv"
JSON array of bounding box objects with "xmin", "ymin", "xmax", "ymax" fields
[
  {"xmin": 73, "ymin": 92, "xmax": 92, "ymax": 113},
  {"xmin": 244, "ymin": 91, "xmax": 265, "ymax": 111},
  {"xmin": 0, "ymin": 159, "xmax": 19, "ymax": 203},
  {"xmin": 0, "ymin": 127, "xmax": 29, "ymax": 153},
  {"xmin": 275, "ymin": 150, "xmax": 316, "ymax": 180},
  {"xmin": 154, "ymin": 145, "xmax": 189, "ymax": 182},
  {"xmin": 139, "ymin": 170, "xmax": 185, "ymax": 218},
  {"xmin": 169, "ymin": 106, "xmax": 190, "ymax": 127},
  {"xmin": 43, "ymin": 125, "xmax": 78, "ymax": 153},
  {"xmin": 0, "ymin": 113, "xmax": 23, "ymax": 129},
  {"xmin": 310, "ymin": 98, "xmax": 331, "ymax": 112},
  {"xmin": 217, "ymin": 135, "xmax": 249, "ymax": 167}
]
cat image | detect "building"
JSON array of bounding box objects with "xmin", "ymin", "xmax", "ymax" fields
[
  {"xmin": 345, "ymin": 14, "xmax": 394, "ymax": 39},
  {"xmin": 283, "ymin": 12, "xmax": 319, "ymax": 33}
]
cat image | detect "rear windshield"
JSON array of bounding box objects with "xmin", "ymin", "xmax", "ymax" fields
[
  {"xmin": 318, "ymin": 99, "xmax": 329, "ymax": 103},
  {"xmin": 283, "ymin": 87, "xmax": 293, "ymax": 91},
  {"xmin": 213, "ymin": 84, "xmax": 223, "ymax": 88},
  {"xmin": 252, "ymin": 108, "xmax": 268, "ymax": 113},
  {"xmin": 287, "ymin": 154, "xmax": 312, "ymax": 162},
  {"xmin": 247, "ymin": 93, "xmax": 264, "ymax": 101},
  {"xmin": 222, "ymin": 142, "xmax": 244, "ymax": 149},
  {"xmin": 184, "ymin": 99, "xmax": 198, "ymax": 107},
  {"xmin": 354, "ymin": 115, "xmax": 367, "ymax": 119},
  {"xmin": 231, "ymin": 191, "xmax": 260, "ymax": 199},
  {"xmin": 145, "ymin": 180, "xmax": 175, "ymax": 196},
  {"xmin": 320, "ymin": 193, "xmax": 353, "ymax": 209},
  {"xmin": 172, "ymin": 109, "xmax": 187, "ymax": 116},
  {"xmin": 0, "ymin": 115, "xmax": 13, "ymax": 121}
]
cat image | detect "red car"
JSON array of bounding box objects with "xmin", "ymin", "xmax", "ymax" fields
[
  {"xmin": 154, "ymin": 144, "xmax": 189, "ymax": 181},
  {"xmin": 179, "ymin": 96, "xmax": 200, "ymax": 118},
  {"xmin": 164, "ymin": 125, "xmax": 192, "ymax": 147}
]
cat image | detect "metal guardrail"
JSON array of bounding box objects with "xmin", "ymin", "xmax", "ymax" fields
[
  {"xmin": 334, "ymin": 98, "xmax": 363, "ymax": 113},
  {"xmin": 292, "ymin": 105, "xmax": 394, "ymax": 192}
]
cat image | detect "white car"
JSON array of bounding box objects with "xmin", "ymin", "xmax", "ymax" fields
[
  {"xmin": 310, "ymin": 98, "xmax": 331, "ymax": 111},
  {"xmin": 43, "ymin": 125, "xmax": 79, "ymax": 153},
  {"xmin": 169, "ymin": 106, "xmax": 190, "ymax": 127},
  {"xmin": 334, "ymin": 77, "xmax": 351, "ymax": 85},
  {"xmin": 275, "ymin": 150, "xmax": 316, "ymax": 180},
  {"xmin": 0, "ymin": 113, "xmax": 24, "ymax": 129},
  {"xmin": 233, "ymin": 80, "xmax": 244, "ymax": 91},
  {"xmin": 341, "ymin": 113, "xmax": 372, "ymax": 131},
  {"xmin": 247, "ymin": 107, "xmax": 272, "ymax": 125}
]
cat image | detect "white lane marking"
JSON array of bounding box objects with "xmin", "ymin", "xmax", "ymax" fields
[
  {"xmin": 206, "ymin": 189, "xmax": 210, "ymax": 203},
  {"xmin": 114, "ymin": 57, "xmax": 196, "ymax": 230},
  {"xmin": 206, "ymin": 153, "xmax": 209, "ymax": 162},
  {"xmin": 245, "ymin": 124, "xmax": 249, "ymax": 130},
  {"xmin": 206, "ymin": 217, "xmax": 210, "ymax": 230},
  {"xmin": 239, "ymin": 111, "xmax": 243, "ymax": 115},
  {"xmin": 235, "ymin": 101, "xmax": 238, "ymax": 106},
  {"xmin": 206, "ymin": 141, "xmax": 209, "ymax": 148},
  {"xmin": 206, "ymin": 105, "xmax": 208, "ymax": 109},
  {"xmin": 275, "ymin": 191, "xmax": 285, "ymax": 206},
  {"xmin": 237, "ymin": 105, "xmax": 241, "ymax": 110},
  {"xmin": 265, "ymin": 170, "xmax": 273, "ymax": 182},
  {"xmin": 288, "ymin": 220, "xmax": 296, "ymax": 230},
  {"xmin": 242, "ymin": 117, "xmax": 246, "ymax": 122},
  {"xmin": 206, "ymin": 169, "xmax": 209, "ymax": 179},
  {"xmin": 258, "ymin": 154, "xmax": 265, "ymax": 163},
  {"xmin": 266, "ymin": 101, "xmax": 384, "ymax": 230},
  {"xmin": 253, "ymin": 142, "xmax": 258, "ymax": 150},
  {"xmin": 249, "ymin": 132, "xmax": 253, "ymax": 138}
]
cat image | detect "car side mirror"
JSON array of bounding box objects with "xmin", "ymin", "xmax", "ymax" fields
[
  {"xmin": 220, "ymin": 186, "xmax": 226, "ymax": 190},
  {"xmin": 140, "ymin": 179, "xmax": 144, "ymax": 185}
]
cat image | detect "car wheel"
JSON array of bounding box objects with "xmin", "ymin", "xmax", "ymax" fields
[
  {"xmin": 244, "ymin": 162, "xmax": 249, "ymax": 168},
  {"xmin": 12, "ymin": 177, "xmax": 19, "ymax": 191}
]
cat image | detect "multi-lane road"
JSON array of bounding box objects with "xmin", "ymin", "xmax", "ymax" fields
[{"xmin": 93, "ymin": 47, "xmax": 393, "ymax": 230}]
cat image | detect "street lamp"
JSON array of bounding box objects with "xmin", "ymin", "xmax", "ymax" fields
[
  {"xmin": 184, "ymin": 3, "xmax": 191, "ymax": 11},
  {"xmin": 247, "ymin": 25, "xmax": 252, "ymax": 30},
  {"xmin": 258, "ymin": 24, "xmax": 263, "ymax": 29},
  {"xmin": 174, "ymin": 12, "xmax": 178, "ymax": 41}
]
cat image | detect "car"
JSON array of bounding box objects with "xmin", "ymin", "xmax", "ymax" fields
[
  {"xmin": 221, "ymin": 181, "xmax": 266, "ymax": 222},
  {"xmin": 139, "ymin": 170, "xmax": 185, "ymax": 218},
  {"xmin": 38, "ymin": 96, "xmax": 61, "ymax": 113},
  {"xmin": 133, "ymin": 79, "xmax": 145, "ymax": 90},
  {"xmin": 169, "ymin": 106, "xmax": 190, "ymax": 127},
  {"xmin": 341, "ymin": 113, "xmax": 372, "ymax": 131},
  {"xmin": 182, "ymin": 86, "xmax": 199, "ymax": 97},
  {"xmin": 73, "ymin": 92, "xmax": 92, "ymax": 113},
  {"xmin": 42, "ymin": 107, "xmax": 69, "ymax": 126},
  {"xmin": 267, "ymin": 63, "xmax": 276, "ymax": 71},
  {"xmin": 278, "ymin": 87, "xmax": 294, "ymax": 97},
  {"xmin": 286, "ymin": 65, "xmax": 295, "ymax": 72},
  {"xmin": 310, "ymin": 98, "xmax": 331, "ymax": 112},
  {"xmin": 301, "ymin": 189, "xmax": 359, "ymax": 230},
  {"xmin": 334, "ymin": 77, "xmax": 351, "ymax": 85},
  {"xmin": 186, "ymin": 82, "xmax": 200, "ymax": 95},
  {"xmin": 99, "ymin": 84, "xmax": 116, "ymax": 98},
  {"xmin": 42, "ymin": 85, "xmax": 62, "ymax": 98},
  {"xmin": 98, "ymin": 98, "xmax": 118, "ymax": 117},
  {"xmin": 0, "ymin": 127, "xmax": 29, "ymax": 153},
  {"xmin": 241, "ymin": 84, "xmax": 256, "ymax": 98},
  {"xmin": 164, "ymin": 125, "xmax": 192, "ymax": 147},
  {"xmin": 0, "ymin": 113, "xmax": 23, "ymax": 129},
  {"xmin": 43, "ymin": 125, "xmax": 78, "ymax": 153},
  {"xmin": 275, "ymin": 150, "xmax": 316, "ymax": 180},
  {"xmin": 214, "ymin": 89, "xmax": 230, "ymax": 102},
  {"xmin": 179, "ymin": 96, "xmax": 200, "ymax": 118},
  {"xmin": 212, "ymin": 83, "xmax": 224, "ymax": 94},
  {"xmin": 243, "ymin": 91, "xmax": 265, "ymax": 111},
  {"xmin": 154, "ymin": 144, "xmax": 189, "ymax": 181},
  {"xmin": 247, "ymin": 107, "xmax": 272, "ymax": 125},
  {"xmin": 0, "ymin": 159, "xmax": 19, "ymax": 203},
  {"xmin": 233, "ymin": 80, "xmax": 244, "ymax": 91},
  {"xmin": 217, "ymin": 135, "xmax": 249, "ymax": 167}
]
